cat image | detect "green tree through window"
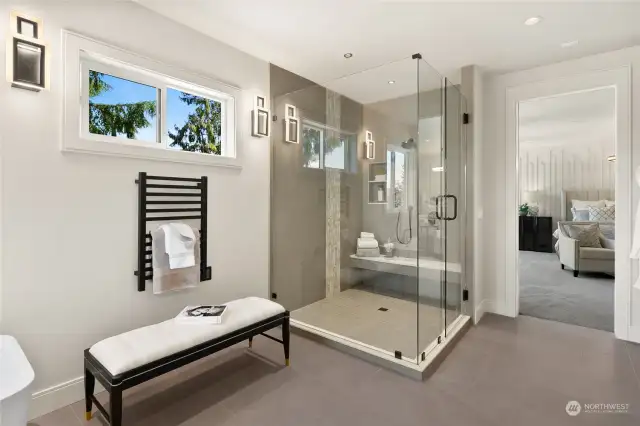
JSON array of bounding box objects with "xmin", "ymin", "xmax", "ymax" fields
[
  {"xmin": 167, "ymin": 92, "xmax": 222, "ymax": 154},
  {"xmin": 89, "ymin": 71, "xmax": 224, "ymax": 155},
  {"xmin": 89, "ymin": 71, "xmax": 157, "ymax": 139}
]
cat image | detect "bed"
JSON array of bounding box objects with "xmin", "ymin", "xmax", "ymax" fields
[
  {"xmin": 556, "ymin": 189, "xmax": 615, "ymax": 276},
  {"xmin": 560, "ymin": 189, "xmax": 615, "ymax": 222}
]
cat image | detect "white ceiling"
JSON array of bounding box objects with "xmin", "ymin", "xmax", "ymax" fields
[
  {"xmin": 135, "ymin": 0, "xmax": 640, "ymax": 103},
  {"xmin": 518, "ymin": 88, "xmax": 615, "ymax": 149}
]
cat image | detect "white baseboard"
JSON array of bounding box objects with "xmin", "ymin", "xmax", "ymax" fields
[
  {"xmin": 626, "ymin": 325, "xmax": 640, "ymax": 344},
  {"xmin": 29, "ymin": 376, "xmax": 104, "ymax": 420},
  {"xmin": 474, "ymin": 299, "xmax": 497, "ymax": 323}
]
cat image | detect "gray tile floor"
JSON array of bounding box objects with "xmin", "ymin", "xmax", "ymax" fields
[{"xmin": 30, "ymin": 314, "xmax": 640, "ymax": 426}]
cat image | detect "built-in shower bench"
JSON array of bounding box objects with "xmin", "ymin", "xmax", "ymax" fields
[
  {"xmin": 83, "ymin": 297, "xmax": 290, "ymax": 426},
  {"xmin": 349, "ymin": 254, "xmax": 461, "ymax": 278}
]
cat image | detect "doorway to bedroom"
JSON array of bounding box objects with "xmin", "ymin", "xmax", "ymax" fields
[{"xmin": 517, "ymin": 88, "xmax": 616, "ymax": 332}]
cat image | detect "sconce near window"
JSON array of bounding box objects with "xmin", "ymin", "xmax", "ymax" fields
[
  {"xmin": 364, "ymin": 130, "xmax": 375, "ymax": 160},
  {"xmin": 251, "ymin": 95, "xmax": 270, "ymax": 137},
  {"xmin": 284, "ymin": 104, "xmax": 299, "ymax": 143},
  {"xmin": 7, "ymin": 12, "xmax": 49, "ymax": 91}
]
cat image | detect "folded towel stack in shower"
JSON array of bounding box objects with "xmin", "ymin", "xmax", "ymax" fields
[{"xmin": 356, "ymin": 232, "xmax": 380, "ymax": 257}]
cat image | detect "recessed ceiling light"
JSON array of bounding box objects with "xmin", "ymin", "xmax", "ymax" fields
[
  {"xmin": 561, "ymin": 40, "xmax": 579, "ymax": 48},
  {"xmin": 343, "ymin": 53, "xmax": 353, "ymax": 59},
  {"xmin": 388, "ymin": 80, "xmax": 395, "ymax": 84},
  {"xmin": 524, "ymin": 16, "xmax": 542, "ymax": 26}
]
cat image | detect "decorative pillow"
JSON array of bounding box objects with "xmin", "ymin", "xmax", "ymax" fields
[
  {"xmin": 572, "ymin": 199, "xmax": 605, "ymax": 209},
  {"xmin": 588, "ymin": 205, "xmax": 615, "ymax": 222},
  {"xmin": 604, "ymin": 200, "xmax": 615, "ymax": 207},
  {"xmin": 571, "ymin": 208, "xmax": 590, "ymax": 221},
  {"xmin": 566, "ymin": 223, "xmax": 602, "ymax": 248},
  {"xmin": 599, "ymin": 223, "xmax": 615, "ymax": 240}
]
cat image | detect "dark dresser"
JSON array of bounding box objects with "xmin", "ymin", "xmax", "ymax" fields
[{"xmin": 519, "ymin": 216, "xmax": 553, "ymax": 253}]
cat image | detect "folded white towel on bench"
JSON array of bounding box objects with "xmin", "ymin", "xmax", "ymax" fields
[
  {"xmin": 357, "ymin": 238, "xmax": 379, "ymax": 249},
  {"xmin": 89, "ymin": 297, "xmax": 285, "ymax": 375}
]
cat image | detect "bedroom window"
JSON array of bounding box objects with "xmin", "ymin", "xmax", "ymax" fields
[{"xmin": 64, "ymin": 31, "xmax": 240, "ymax": 167}]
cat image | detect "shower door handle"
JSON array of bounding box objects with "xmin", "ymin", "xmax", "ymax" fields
[
  {"xmin": 436, "ymin": 195, "xmax": 458, "ymax": 220},
  {"xmin": 445, "ymin": 195, "xmax": 458, "ymax": 221}
]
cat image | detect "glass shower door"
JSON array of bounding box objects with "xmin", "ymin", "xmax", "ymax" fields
[
  {"xmin": 417, "ymin": 66, "xmax": 467, "ymax": 358},
  {"xmin": 416, "ymin": 59, "xmax": 445, "ymax": 358},
  {"xmin": 443, "ymin": 80, "xmax": 467, "ymax": 333}
]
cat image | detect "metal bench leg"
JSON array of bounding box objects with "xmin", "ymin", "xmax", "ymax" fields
[
  {"xmin": 110, "ymin": 387, "xmax": 123, "ymax": 426},
  {"xmin": 283, "ymin": 315, "xmax": 290, "ymax": 366},
  {"xmin": 84, "ymin": 369, "xmax": 95, "ymax": 421}
]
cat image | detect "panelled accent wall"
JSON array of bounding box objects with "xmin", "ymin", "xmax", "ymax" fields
[{"xmin": 519, "ymin": 145, "xmax": 615, "ymax": 225}]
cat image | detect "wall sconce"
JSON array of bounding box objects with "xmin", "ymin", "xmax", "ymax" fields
[
  {"xmin": 7, "ymin": 12, "xmax": 49, "ymax": 91},
  {"xmin": 284, "ymin": 104, "xmax": 299, "ymax": 143},
  {"xmin": 251, "ymin": 95, "xmax": 270, "ymax": 137},
  {"xmin": 364, "ymin": 130, "xmax": 375, "ymax": 160}
]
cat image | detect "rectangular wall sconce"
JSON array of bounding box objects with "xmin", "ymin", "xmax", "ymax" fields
[
  {"xmin": 364, "ymin": 130, "xmax": 375, "ymax": 159},
  {"xmin": 251, "ymin": 95, "xmax": 270, "ymax": 137},
  {"xmin": 284, "ymin": 104, "xmax": 299, "ymax": 144},
  {"xmin": 7, "ymin": 12, "xmax": 49, "ymax": 91}
]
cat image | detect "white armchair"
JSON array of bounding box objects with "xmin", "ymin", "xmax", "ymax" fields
[{"xmin": 557, "ymin": 221, "xmax": 614, "ymax": 277}]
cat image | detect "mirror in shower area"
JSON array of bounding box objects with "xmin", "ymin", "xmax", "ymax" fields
[{"xmin": 270, "ymin": 55, "xmax": 468, "ymax": 367}]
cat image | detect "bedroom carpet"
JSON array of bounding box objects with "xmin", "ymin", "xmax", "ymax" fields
[{"xmin": 519, "ymin": 251, "xmax": 614, "ymax": 332}]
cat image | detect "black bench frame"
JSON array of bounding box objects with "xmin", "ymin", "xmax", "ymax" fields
[{"xmin": 84, "ymin": 312, "xmax": 290, "ymax": 426}]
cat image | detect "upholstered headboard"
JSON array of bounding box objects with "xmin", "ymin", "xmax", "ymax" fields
[{"xmin": 561, "ymin": 189, "xmax": 615, "ymax": 221}]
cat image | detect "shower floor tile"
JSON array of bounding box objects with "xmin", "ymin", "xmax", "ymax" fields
[{"xmin": 290, "ymin": 289, "xmax": 448, "ymax": 359}]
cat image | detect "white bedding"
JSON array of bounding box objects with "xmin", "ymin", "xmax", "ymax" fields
[{"xmin": 89, "ymin": 297, "xmax": 285, "ymax": 375}]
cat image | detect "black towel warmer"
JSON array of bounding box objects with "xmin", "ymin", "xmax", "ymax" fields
[{"xmin": 134, "ymin": 172, "xmax": 211, "ymax": 292}]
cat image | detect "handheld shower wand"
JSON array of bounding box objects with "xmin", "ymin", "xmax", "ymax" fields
[{"xmin": 396, "ymin": 205, "xmax": 414, "ymax": 245}]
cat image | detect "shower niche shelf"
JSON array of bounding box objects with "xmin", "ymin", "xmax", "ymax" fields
[{"xmin": 368, "ymin": 162, "xmax": 387, "ymax": 205}]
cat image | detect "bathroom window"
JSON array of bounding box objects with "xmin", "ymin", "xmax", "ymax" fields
[
  {"xmin": 82, "ymin": 56, "xmax": 234, "ymax": 156},
  {"xmin": 63, "ymin": 32, "xmax": 240, "ymax": 167},
  {"xmin": 387, "ymin": 146, "xmax": 415, "ymax": 211},
  {"xmin": 302, "ymin": 120, "xmax": 356, "ymax": 172},
  {"xmin": 166, "ymin": 88, "xmax": 224, "ymax": 155},
  {"xmin": 88, "ymin": 71, "xmax": 159, "ymax": 143}
]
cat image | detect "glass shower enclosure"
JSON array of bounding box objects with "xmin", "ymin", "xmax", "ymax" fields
[{"xmin": 270, "ymin": 55, "xmax": 468, "ymax": 367}]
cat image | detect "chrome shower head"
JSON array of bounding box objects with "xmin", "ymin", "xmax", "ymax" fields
[{"xmin": 401, "ymin": 138, "xmax": 416, "ymax": 150}]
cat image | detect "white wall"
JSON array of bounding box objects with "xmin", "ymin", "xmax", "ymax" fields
[
  {"xmin": 0, "ymin": 0, "xmax": 270, "ymax": 417},
  {"xmin": 519, "ymin": 144, "xmax": 615, "ymax": 223},
  {"xmin": 482, "ymin": 46, "xmax": 640, "ymax": 328}
]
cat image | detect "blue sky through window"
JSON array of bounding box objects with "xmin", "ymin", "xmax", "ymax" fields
[
  {"xmin": 90, "ymin": 73, "xmax": 222, "ymax": 151},
  {"xmin": 89, "ymin": 73, "xmax": 157, "ymax": 142},
  {"xmin": 166, "ymin": 88, "xmax": 219, "ymax": 151}
]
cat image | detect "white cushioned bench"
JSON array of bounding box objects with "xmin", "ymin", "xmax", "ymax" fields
[{"xmin": 84, "ymin": 297, "xmax": 289, "ymax": 426}]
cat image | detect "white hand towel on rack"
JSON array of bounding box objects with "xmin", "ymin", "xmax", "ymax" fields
[
  {"xmin": 160, "ymin": 223, "xmax": 196, "ymax": 269},
  {"xmin": 357, "ymin": 238, "xmax": 379, "ymax": 249},
  {"xmin": 152, "ymin": 226, "xmax": 200, "ymax": 294}
]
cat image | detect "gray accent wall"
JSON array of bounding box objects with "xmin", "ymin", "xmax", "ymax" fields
[{"xmin": 270, "ymin": 64, "xmax": 363, "ymax": 311}]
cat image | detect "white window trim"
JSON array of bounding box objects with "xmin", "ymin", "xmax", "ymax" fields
[{"xmin": 62, "ymin": 30, "xmax": 241, "ymax": 168}]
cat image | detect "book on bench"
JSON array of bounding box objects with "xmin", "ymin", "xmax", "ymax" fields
[{"xmin": 175, "ymin": 305, "xmax": 227, "ymax": 324}]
